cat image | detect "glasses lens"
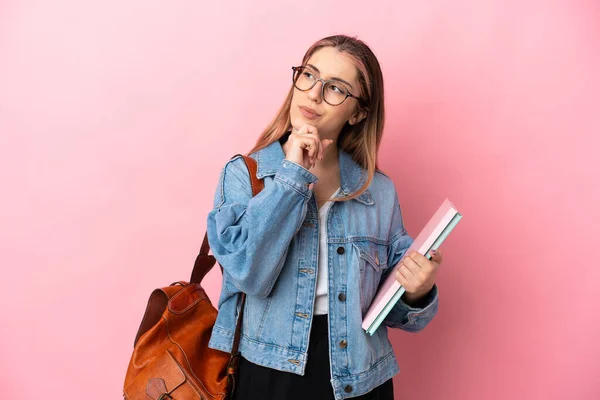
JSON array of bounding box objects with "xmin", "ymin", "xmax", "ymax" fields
[
  {"xmin": 294, "ymin": 67, "xmax": 316, "ymax": 91},
  {"xmin": 323, "ymin": 82, "xmax": 348, "ymax": 106}
]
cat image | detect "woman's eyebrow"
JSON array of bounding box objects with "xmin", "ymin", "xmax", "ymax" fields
[{"xmin": 307, "ymin": 63, "xmax": 354, "ymax": 89}]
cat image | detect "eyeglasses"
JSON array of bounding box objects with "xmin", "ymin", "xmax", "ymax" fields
[{"xmin": 292, "ymin": 66, "xmax": 361, "ymax": 106}]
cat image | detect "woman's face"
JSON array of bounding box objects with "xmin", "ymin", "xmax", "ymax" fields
[{"xmin": 290, "ymin": 46, "xmax": 366, "ymax": 141}]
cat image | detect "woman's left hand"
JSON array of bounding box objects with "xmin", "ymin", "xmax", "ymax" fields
[{"xmin": 395, "ymin": 249, "xmax": 443, "ymax": 304}]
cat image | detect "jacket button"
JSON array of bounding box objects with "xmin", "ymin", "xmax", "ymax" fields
[
  {"xmin": 344, "ymin": 385, "xmax": 353, "ymax": 393},
  {"xmin": 338, "ymin": 293, "xmax": 346, "ymax": 302},
  {"xmin": 339, "ymin": 340, "xmax": 347, "ymax": 349},
  {"xmin": 337, "ymin": 246, "xmax": 345, "ymax": 254}
]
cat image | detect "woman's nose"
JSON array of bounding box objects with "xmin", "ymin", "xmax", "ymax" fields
[{"xmin": 307, "ymin": 80, "xmax": 323, "ymax": 103}]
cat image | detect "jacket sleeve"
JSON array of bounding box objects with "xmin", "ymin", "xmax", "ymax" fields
[
  {"xmin": 381, "ymin": 188, "xmax": 439, "ymax": 332},
  {"xmin": 206, "ymin": 156, "xmax": 318, "ymax": 298}
]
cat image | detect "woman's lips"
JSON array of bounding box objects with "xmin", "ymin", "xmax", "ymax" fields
[{"xmin": 299, "ymin": 106, "xmax": 321, "ymax": 120}]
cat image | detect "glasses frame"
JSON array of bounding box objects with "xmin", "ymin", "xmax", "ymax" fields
[{"xmin": 291, "ymin": 66, "xmax": 361, "ymax": 106}]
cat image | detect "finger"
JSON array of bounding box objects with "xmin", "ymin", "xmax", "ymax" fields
[
  {"xmin": 429, "ymin": 249, "xmax": 443, "ymax": 267},
  {"xmin": 403, "ymin": 252, "xmax": 423, "ymax": 271},
  {"xmin": 316, "ymin": 139, "xmax": 324, "ymax": 161},
  {"xmin": 406, "ymin": 250, "xmax": 425, "ymax": 266},
  {"xmin": 408, "ymin": 250, "xmax": 438, "ymax": 271},
  {"xmin": 296, "ymin": 137, "xmax": 318, "ymax": 163},
  {"xmin": 399, "ymin": 262, "xmax": 415, "ymax": 278},
  {"xmin": 395, "ymin": 264, "xmax": 413, "ymax": 286},
  {"xmin": 304, "ymin": 124, "xmax": 320, "ymax": 138},
  {"xmin": 298, "ymin": 125, "xmax": 323, "ymax": 161},
  {"xmin": 320, "ymin": 139, "xmax": 334, "ymax": 159},
  {"xmin": 310, "ymin": 136, "xmax": 322, "ymax": 162},
  {"xmin": 298, "ymin": 124, "xmax": 320, "ymax": 139},
  {"xmin": 296, "ymin": 140, "xmax": 313, "ymax": 168},
  {"xmin": 306, "ymin": 137, "xmax": 320, "ymax": 162},
  {"xmin": 296, "ymin": 124, "xmax": 309, "ymax": 136},
  {"xmin": 322, "ymin": 139, "xmax": 334, "ymax": 149},
  {"xmin": 307, "ymin": 132, "xmax": 323, "ymax": 161},
  {"xmin": 395, "ymin": 268, "xmax": 408, "ymax": 286}
]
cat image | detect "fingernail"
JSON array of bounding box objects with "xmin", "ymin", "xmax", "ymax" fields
[{"xmin": 430, "ymin": 250, "xmax": 437, "ymax": 256}]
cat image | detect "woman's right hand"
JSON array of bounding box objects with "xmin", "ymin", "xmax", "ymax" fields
[{"xmin": 283, "ymin": 124, "xmax": 334, "ymax": 170}]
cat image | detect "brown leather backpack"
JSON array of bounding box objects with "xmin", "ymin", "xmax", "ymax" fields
[{"xmin": 123, "ymin": 154, "xmax": 264, "ymax": 400}]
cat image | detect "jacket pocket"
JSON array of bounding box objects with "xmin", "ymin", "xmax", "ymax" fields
[
  {"xmin": 124, "ymin": 350, "xmax": 204, "ymax": 399},
  {"xmin": 353, "ymin": 240, "xmax": 388, "ymax": 271},
  {"xmin": 351, "ymin": 240, "xmax": 389, "ymax": 313}
]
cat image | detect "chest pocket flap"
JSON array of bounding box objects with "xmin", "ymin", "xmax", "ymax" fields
[{"xmin": 352, "ymin": 240, "xmax": 389, "ymax": 271}]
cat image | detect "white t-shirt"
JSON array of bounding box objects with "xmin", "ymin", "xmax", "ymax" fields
[{"xmin": 314, "ymin": 186, "xmax": 341, "ymax": 315}]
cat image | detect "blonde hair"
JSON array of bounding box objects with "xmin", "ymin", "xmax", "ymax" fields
[{"xmin": 247, "ymin": 34, "xmax": 386, "ymax": 202}]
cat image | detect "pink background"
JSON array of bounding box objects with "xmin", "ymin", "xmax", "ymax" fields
[{"xmin": 1, "ymin": 0, "xmax": 599, "ymax": 398}]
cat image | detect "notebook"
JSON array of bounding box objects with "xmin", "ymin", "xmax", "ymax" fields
[{"xmin": 362, "ymin": 197, "xmax": 462, "ymax": 335}]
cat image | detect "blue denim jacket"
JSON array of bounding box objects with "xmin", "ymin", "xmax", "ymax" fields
[{"xmin": 206, "ymin": 139, "xmax": 438, "ymax": 399}]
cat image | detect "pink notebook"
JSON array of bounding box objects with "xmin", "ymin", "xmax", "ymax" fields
[{"xmin": 362, "ymin": 198, "xmax": 462, "ymax": 334}]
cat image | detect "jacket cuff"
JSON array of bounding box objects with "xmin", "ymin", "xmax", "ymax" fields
[
  {"xmin": 275, "ymin": 160, "xmax": 319, "ymax": 198},
  {"xmin": 398, "ymin": 284, "xmax": 439, "ymax": 323}
]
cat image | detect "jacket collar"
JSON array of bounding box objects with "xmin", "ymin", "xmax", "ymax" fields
[{"xmin": 253, "ymin": 139, "xmax": 374, "ymax": 205}]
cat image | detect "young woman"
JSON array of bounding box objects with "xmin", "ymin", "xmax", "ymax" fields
[{"xmin": 206, "ymin": 34, "xmax": 443, "ymax": 400}]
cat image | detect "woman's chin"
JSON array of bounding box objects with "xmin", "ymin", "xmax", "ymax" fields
[{"xmin": 290, "ymin": 115, "xmax": 320, "ymax": 132}]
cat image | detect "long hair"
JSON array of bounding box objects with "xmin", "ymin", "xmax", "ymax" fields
[{"xmin": 247, "ymin": 34, "xmax": 385, "ymax": 202}]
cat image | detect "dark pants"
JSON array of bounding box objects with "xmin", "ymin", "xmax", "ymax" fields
[{"xmin": 232, "ymin": 314, "xmax": 394, "ymax": 400}]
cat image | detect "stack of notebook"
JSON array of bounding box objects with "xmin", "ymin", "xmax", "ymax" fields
[{"xmin": 362, "ymin": 197, "xmax": 462, "ymax": 335}]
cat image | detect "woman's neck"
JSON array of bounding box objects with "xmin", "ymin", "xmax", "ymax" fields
[{"xmin": 317, "ymin": 143, "xmax": 339, "ymax": 168}]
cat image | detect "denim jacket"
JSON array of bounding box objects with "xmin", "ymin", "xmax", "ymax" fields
[{"xmin": 206, "ymin": 139, "xmax": 438, "ymax": 399}]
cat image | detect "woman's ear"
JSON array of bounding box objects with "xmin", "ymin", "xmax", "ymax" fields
[{"xmin": 348, "ymin": 108, "xmax": 367, "ymax": 125}]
